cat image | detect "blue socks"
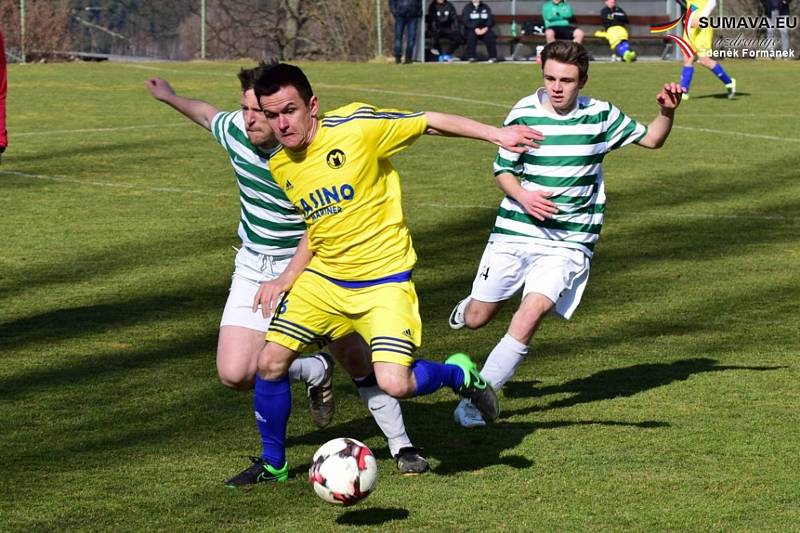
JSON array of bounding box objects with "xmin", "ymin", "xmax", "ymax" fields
[
  {"xmin": 711, "ymin": 63, "xmax": 733, "ymax": 85},
  {"xmin": 680, "ymin": 65, "xmax": 694, "ymax": 92},
  {"xmin": 681, "ymin": 64, "xmax": 732, "ymax": 94},
  {"xmin": 615, "ymin": 41, "xmax": 630, "ymax": 58},
  {"xmin": 254, "ymin": 375, "xmax": 291, "ymax": 468},
  {"xmin": 411, "ymin": 359, "xmax": 464, "ymax": 396}
]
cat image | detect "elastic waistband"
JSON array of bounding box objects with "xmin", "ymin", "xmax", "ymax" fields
[
  {"xmin": 243, "ymin": 246, "xmax": 294, "ymax": 262},
  {"xmin": 306, "ymin": 269, "xmax": 413, "ymax": 289}
]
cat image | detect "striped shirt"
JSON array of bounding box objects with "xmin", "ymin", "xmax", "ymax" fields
[
  {"xmin": 491, "ymin": 88, "xmax": 647, "ymax": 257},
  {"xmin": 211, "ymin": 111, "xmax": 305, "ymax": 256}
]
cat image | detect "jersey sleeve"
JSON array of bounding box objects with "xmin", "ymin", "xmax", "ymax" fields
[
  {"xmin": 210, "ymin": 111, "xmax": 234, "ymax": 148},
  {"xmin": 604, "ymin": 103, "xmax": 647, "ymax": 152},
  {"xmin": 353, "ymin": 104, "xmax": 427, "ymax": 159},
  {"xmin": 493, "ymin": 108, "xmax": 524, "ymax": 176}
]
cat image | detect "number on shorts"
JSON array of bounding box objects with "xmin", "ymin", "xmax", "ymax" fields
[{"xmin": 480, "ymin": 265, "xmax": 490, "ymax": 280}]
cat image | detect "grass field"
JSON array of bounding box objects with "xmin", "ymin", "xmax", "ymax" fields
[{"xmin": 1, "ymin": 58, "xmax": 799, "ymax": 532}]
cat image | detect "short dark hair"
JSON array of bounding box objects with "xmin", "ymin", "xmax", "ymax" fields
[
  {"xmin": 540, "ymin": 41, "xmax": 590, "ymax": 81},
  {"xmin": 252, "ymin": 63, "xmax": 314, "ymax": 105},
  {"xmin": 237, "ymin": 61, "xmax": 270, "ymax": 92}
]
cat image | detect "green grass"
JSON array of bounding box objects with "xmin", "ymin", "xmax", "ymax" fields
[{"xmin": 1, "ymin": 59, "xmax": 798, "ymax": 532}]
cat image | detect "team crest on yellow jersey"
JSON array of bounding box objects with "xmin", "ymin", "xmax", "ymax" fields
[{"xmin": 326, "ymin": 149, "xmax": 346, "ymax": 169}]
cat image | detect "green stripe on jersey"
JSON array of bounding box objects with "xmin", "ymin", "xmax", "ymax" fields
[
  {"xmin": 521, "ymin": 173, "xmax": 598, "ymax": 188},
  {"xmin": 490, "ymin": 226, "xmax": 596, "ymax": 252},
  {"xmin": 242, "ymin": 208, "xmax": 306, "ymax": 232},
  {"xmin": 240, "ymin": 218, "xmax": 302, "ymax": 248},
  {"xmin": 240, "ymin": 190, "xmax": 297, "ymax": 216},
  {"xmin": 497, "ymin": 207, "xmax": 602, "ymax": 234}
]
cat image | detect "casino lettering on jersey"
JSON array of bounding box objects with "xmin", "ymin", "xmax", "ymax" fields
[{"xmin": 299, "ymin": 183, "xmax": 355, "ymax": 222}]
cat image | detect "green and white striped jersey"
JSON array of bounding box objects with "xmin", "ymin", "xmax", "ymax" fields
[
  {"xmin": 211, "ymin": 111, "xmax": 305, "ymax": 256},
  {"xmin": 492, "ymin": 88, "xmax": 647, "ymax": 257}
]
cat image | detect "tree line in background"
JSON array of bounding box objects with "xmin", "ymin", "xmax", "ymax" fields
[
  {"xmin": 0, "ymin": 0, "xmax": 394, "ymax": 61},
  {"xmin": 0, "ymin": 0, "xmax": 794, "ymax": 62}
]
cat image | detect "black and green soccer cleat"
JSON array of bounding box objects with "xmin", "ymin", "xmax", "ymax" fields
[
  {"xmin": 224, "ymin": 457, "xmax": 288, "ymax": 489},
  {"xmin": 445, "ymin": 352, "xmax": 499, "ymax": 422}
]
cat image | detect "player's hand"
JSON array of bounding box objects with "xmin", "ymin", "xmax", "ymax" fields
[
  {"xmin": 656, "ymin": 82, "xmax": 683, "ymax": 111},
  {"xmin": 516, "ymin": 189, "xmax": 558, "ymax": 221},
  {"xmin": 495, "ymin": 125, "xmax": 544, "ymax": 153},
  {"xmin": 252, "ymin": 278, "xmax": 289, "ymax": 318},
  {"xmin": 144, "ymin": 77, "xmax": 175, "ymax": 101}
]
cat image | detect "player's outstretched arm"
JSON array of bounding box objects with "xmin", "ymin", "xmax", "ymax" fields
[
  {"xmin": 637, "ymin": 82, "xmax": 683, "ymax": 149},
  {"xmin": 424, "ymin": 111, "xmax": 544, "ymax": 153},
  {"xmin": 495, "ymin": 172, "xmax": 558, "ymax": 221},
  {"xmin": 252, "ymin": 232, "xmax": 313, "ymax": 318},
  {"xmin": 144, "ymin": 77, "xmax": 219, "ymax": 131}
]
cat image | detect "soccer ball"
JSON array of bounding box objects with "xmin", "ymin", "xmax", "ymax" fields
[{"xmin": 308, "ymin": 437, "xmax": 378, "ymax": 506}]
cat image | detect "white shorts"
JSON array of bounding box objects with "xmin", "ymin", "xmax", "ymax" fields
[
  {"xmin": 469, "ymin": 240, "xmax": 590, "ymax": 320},
  {"xmin": 219, "ymin": 247, "xmax": 293, "ymax": 331}
]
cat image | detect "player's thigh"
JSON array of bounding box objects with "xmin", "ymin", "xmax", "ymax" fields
[
  {"xmin": 470, "ymin": 240, "xmax": 528, "ymax": 304},
  {"xmin": 327, "ymin": 332, "xmax": 373, "ymax": 379},
  {"xmin": 354, "ymin": 282, "xmax": 421, "ymax": 369},
  {"xmin": 687, "ymin": 27, "xmax": 713, "ymax": 56},
  {"xmin": 216, "ymin": 325, "xmax": 265, "ymax": 388},
  {"xmin": 265, "ymin": 272, "xmax": 352, "ymax": 354},
  {"xmin": 220, "ymin": 248, "xmax": 275, "ymax": 331},
  {"xmin": 522, "ymin": 246, "xmax": 589, "ymax": 320}
]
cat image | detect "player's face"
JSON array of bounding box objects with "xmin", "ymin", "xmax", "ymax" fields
[
  {"xmin": 240, "ymin": 89, "xmax": 275, "ymax": 147},
  {"xmin": 258, "ymin": 85, "xmax": 319, "ymax": 151},
  {"xmin": 606, "ymin": 0, "xmax": 615, "ymax": 8},
  {"xmin": 542, "ymin": 59, "xmax": 587, "ymax": 114}
]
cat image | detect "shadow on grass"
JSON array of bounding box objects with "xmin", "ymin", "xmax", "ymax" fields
[
  {"xmin": 692, "ymin": 91, "xmax": 750, "ymax": 100},
  {"xmin": 502, "ymin": 357, "xmax": 784, "ymax": 416},
  {"xmin": 336, "ymin": 507, "xmax": 410, "ymax": 526},
  {"xmin": 287, "ymin": 396, "xmax": 667, "ymax": 477}
]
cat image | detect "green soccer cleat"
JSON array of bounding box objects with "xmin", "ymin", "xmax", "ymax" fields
[
  {"xmin": 623, "ymin": 50, "xmax": 637, "ymax": 63},
  {"xmin": 445, "ymin": 352, "xmax": 499, "ymax": 422},
  {"xmin": 224, "ymin": 457, "xmax": 288, "ymax": 489}
]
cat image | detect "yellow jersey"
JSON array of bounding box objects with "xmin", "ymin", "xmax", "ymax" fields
[{"xmin": 268, "ymin": 103, "xmax": 428, "ymax": 281}]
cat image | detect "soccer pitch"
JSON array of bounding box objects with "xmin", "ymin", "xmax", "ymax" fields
[{"xmin": 1, "ymin": 59, "xmax": 798, "ymax": 531}]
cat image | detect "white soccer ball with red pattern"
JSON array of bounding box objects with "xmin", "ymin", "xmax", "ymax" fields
[{"xmin": 308, "ymin": 437, "xmax": 378, "ymax": 506}]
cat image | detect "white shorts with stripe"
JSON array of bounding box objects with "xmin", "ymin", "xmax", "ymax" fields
[{"xmin": 469, "ymin": 240, "xmax": 590, "ymax": 320}]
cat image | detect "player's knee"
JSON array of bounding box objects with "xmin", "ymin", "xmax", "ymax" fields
[
  {"xmin": 256, "ymin": 346, "xmax": 292, "ymax": 380},
  {"xmin": 216, "ymin": 364, "xmax": 253, "ymax": 389},
  {"xmin": 375, "ymin": 373, "xmax": 415, "ymax": 399},
  {"xmin": 464, "ymin": 307, "xmax": 490, "ymax": 330}
]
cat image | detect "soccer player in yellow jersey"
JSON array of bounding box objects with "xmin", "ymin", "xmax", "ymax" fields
[
  {"xmin": 245, "ymin": 63, "xmax": 544, "ymax": 476},
  {"xmin": 680, "ymin": 0, "xmax": 736, "ymax": 100}
]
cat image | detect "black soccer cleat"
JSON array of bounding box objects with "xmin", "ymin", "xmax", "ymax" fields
[
  {"xmin": 394, "ymin": 447, "xmax": 430, "ymax": 475},
  {"xmin": 308, "ymin": 352, "xmax": 335, "ymax": 428}
]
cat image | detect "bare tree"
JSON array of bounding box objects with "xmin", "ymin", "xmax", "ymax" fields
[{"xmin": 0, "ymin": 0, "xmax": 72, "ymax": 59}]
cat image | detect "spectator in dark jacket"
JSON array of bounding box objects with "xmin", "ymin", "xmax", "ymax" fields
[
  {"xmin": 390, "ymin": 0, "xmax": 423, "ymax": 64},
  {"xmin": 428, "ymin": 0, "xmax": 462, "ymax": 61},
  {"xmin": 761, "ymin": 0, "xmax": 791, "ymax": 53},
  {"xmin": 462, "ymin": 0, "xmax": 498, "ymax": 62}
]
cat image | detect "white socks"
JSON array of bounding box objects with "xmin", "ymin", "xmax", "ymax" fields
[{"xmin": 480, "ymin": 333, "xmax": 528, "ymax": 389}]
